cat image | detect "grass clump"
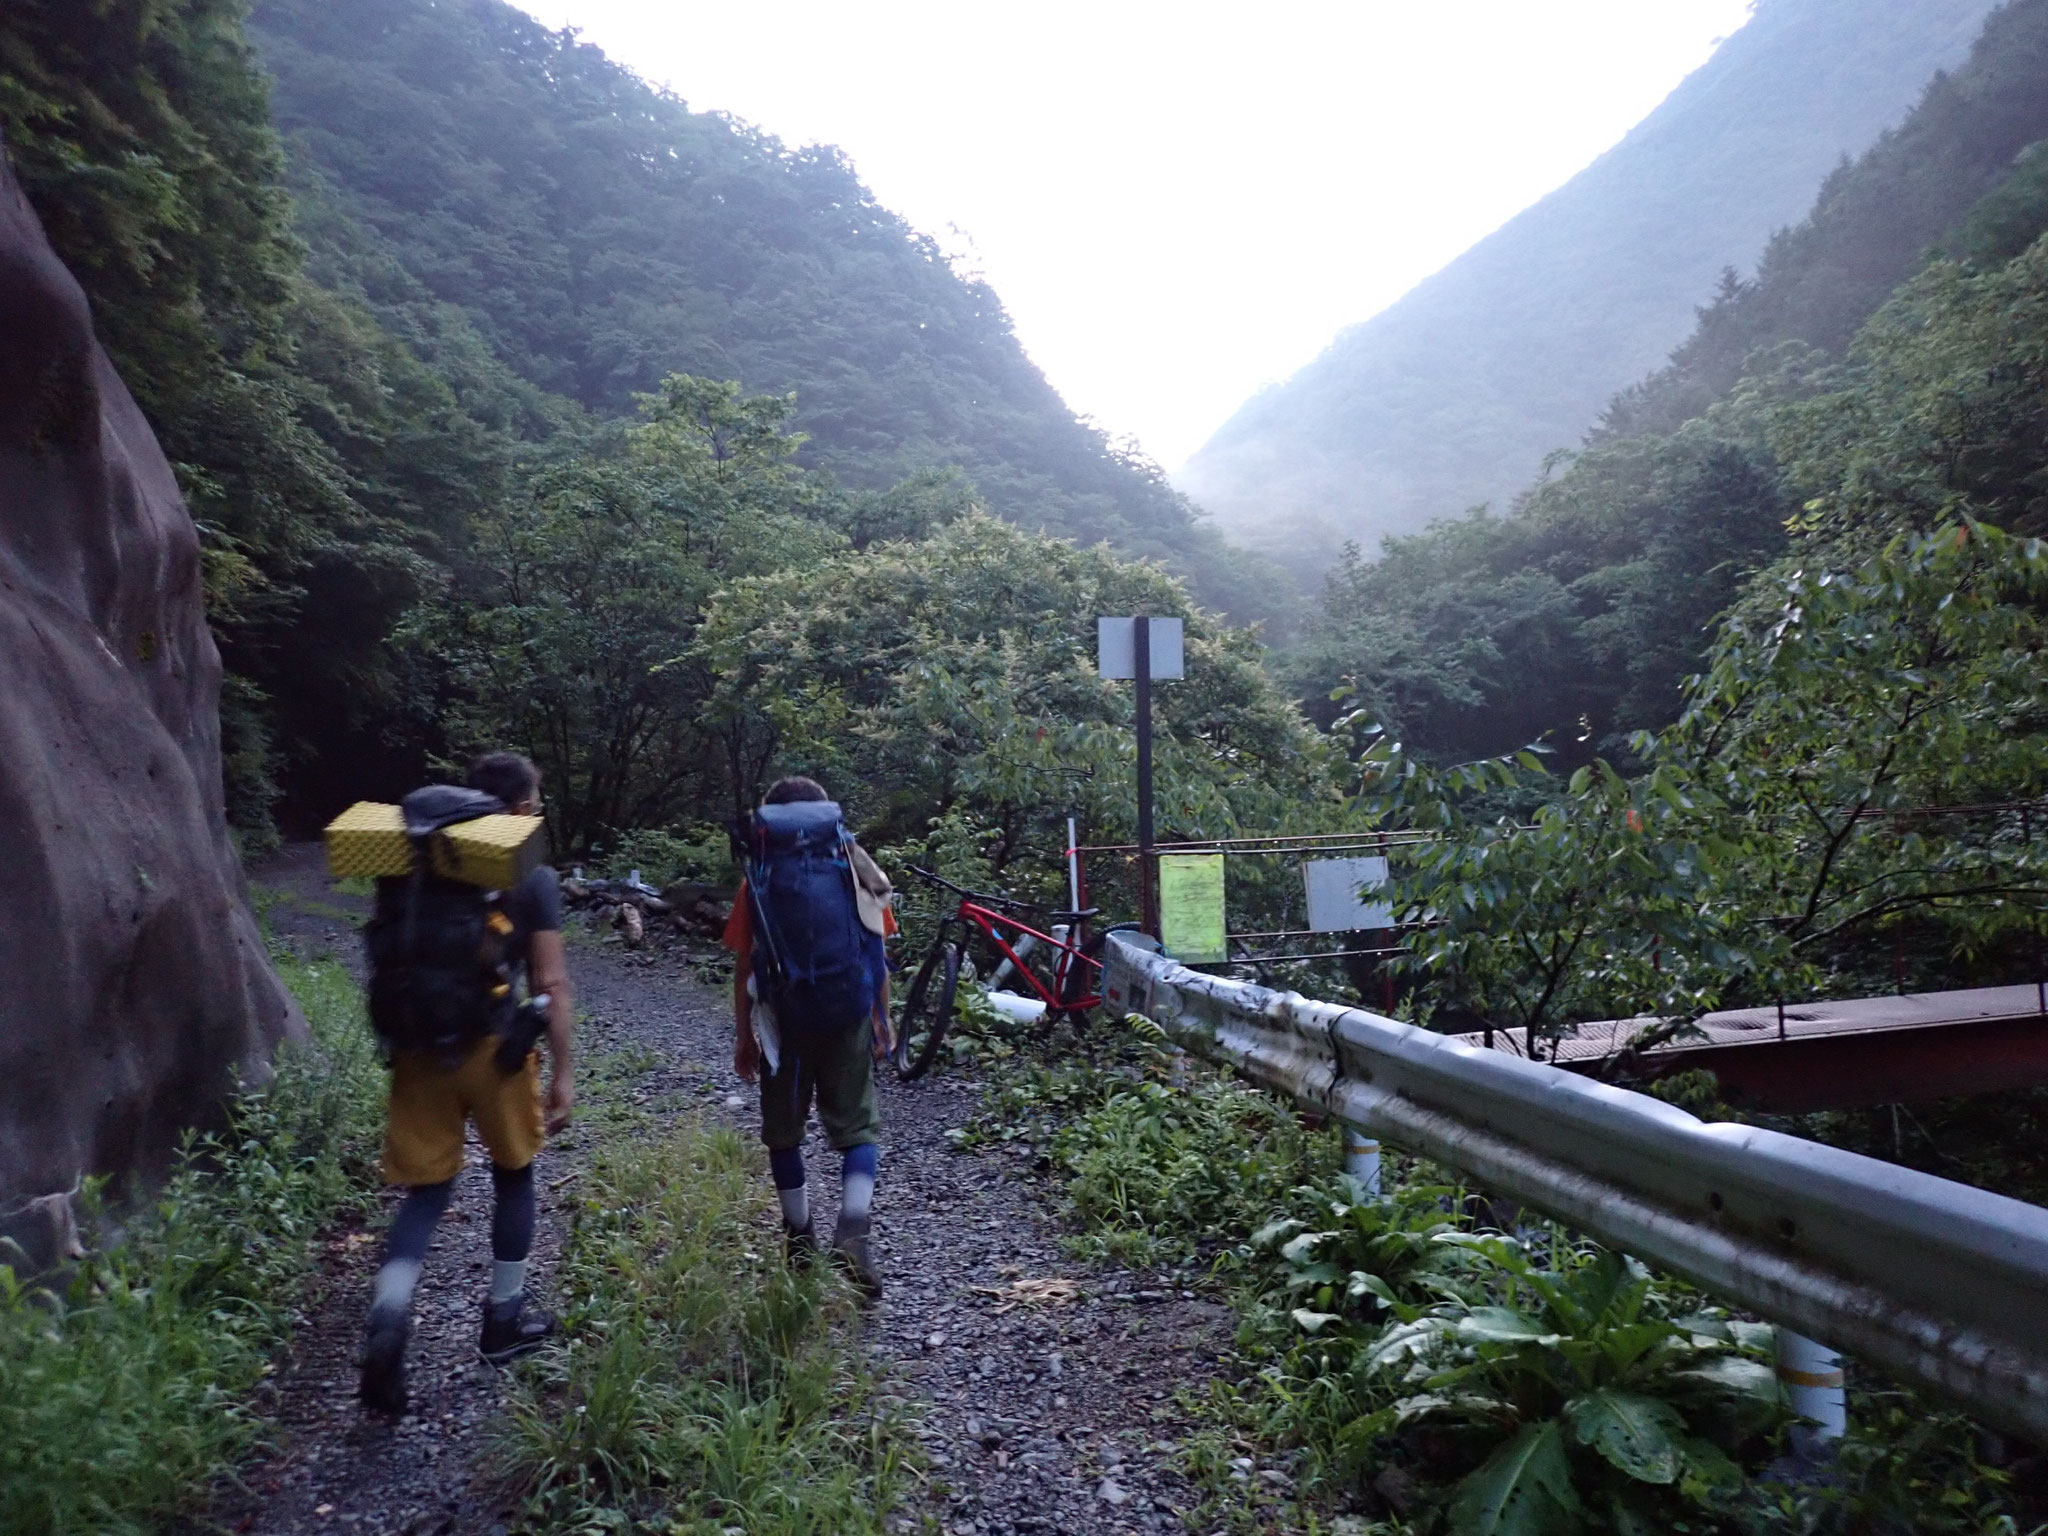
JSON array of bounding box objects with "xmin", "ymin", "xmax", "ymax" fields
[
  {"xmin": 971, "ymin": 1018, "xmax": 1335, "ymax": 1269},
  {"xmin": 1061, "ymin": 1072, "xmax": 1331, "ymax": 1268},
  {"xmin": 495, "ymin": 1114, "xmax": 915, "ymax": 1534},
  {"xmin": 0, "ymin": 954, "xmax": 383, "ymax": 1535}
]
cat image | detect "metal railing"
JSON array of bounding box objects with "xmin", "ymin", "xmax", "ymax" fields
[{"xmin": 1102, "ymin": 934, "xmax": 2048, "ymax": 1442}]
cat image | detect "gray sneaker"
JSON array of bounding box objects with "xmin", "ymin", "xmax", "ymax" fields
[
  {"xmin": 832, "ymin": 1216, "xmax": 882, "ymax": 1301},
  {"xmin": 479, "ymin": 1293, "xmax": 557, "ymax": 1365},
  {"xmin": 785, "ymin": 1219, "xmax": 818, "ymax": 1269},
  {"xmin": 360, "ymin": 1307, "xmax": 411, "ymax": 1416}
]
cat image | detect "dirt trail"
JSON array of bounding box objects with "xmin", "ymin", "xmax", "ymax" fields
[{"xmin": 209, "ymin": 845, "xmax": 1229, "ymax": 1536}]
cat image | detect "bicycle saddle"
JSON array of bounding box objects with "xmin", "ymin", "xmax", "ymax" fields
[{"xmin": 1051, "ymin": 907, "xmax": 1100, "ymax": 924}]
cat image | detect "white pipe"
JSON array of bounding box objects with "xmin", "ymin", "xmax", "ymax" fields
[
  {"xmin": 1342, "ymin": 1125, "xmax": 1384, "ymax": 1198},
  {"xmin": 1068, "ymin": 816, "xmax": 1082, "ymax": 911},
  {"xmin": 984, "ymin": 990, "xmax": 1049, "ymax": 1024},
  {"xmin": 988, "ymin": 931, "xmax": 1037, "ymax": 989},
  {"xmin": 1775, "ymin": 1328, "xmax": 1846, "ymax": 1460}
]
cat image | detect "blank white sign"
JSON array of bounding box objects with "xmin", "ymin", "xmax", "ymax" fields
[
  {"xmin": 1303, "ymin": 856, "xmax": 1391, "ymax": 932},
  {"xmin": 1097, "ymin": 616, "xmax": 1184, "ymax": 679}
]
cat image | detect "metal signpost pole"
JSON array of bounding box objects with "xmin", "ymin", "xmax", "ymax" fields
[
  {"xmin": 1097, "ymin": 614, "xmax": 1178, "ymax": 937},
  {"xmin": 1135, "ymin": 616, "xmax": 1156, "ymax": 936}
]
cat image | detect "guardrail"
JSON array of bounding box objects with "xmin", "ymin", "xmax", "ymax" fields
[{"xmin": 1102, "ymin": 934, "xmax": 2048, "ymax": 1443}]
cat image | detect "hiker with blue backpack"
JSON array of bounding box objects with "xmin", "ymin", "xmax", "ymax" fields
[{"xmin": 723, "ymin": 775, "xmax": 895, "ymax": 1298}]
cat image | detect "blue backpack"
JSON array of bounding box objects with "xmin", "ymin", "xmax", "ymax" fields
[{"xmin": 742, "ymin": 800, "xmax": 877, "ymax": 1034}]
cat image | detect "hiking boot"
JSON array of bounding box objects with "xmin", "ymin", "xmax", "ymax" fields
[
  {"xmin": 785, "ymin": 1218, "xmax": 818, "ymax": 1268},
  {"xmin": 360, "ymin": 1307, "xmax": 411, "ymax": 1416},
  {"xmin": 832, "ymin": 1215, "xmax": 883, "ymax": 1302},
  {"xmin": 479, "ymin": 1293, "xmax": 558, "ymax": 1365}
]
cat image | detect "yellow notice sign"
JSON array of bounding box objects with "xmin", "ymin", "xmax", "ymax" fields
[{"xmin": 1158, "ymin": 852, "xmax": 1227, "ymax": 963}]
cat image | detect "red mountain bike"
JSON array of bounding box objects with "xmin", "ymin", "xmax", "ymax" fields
[{"xmin": 892, "ymin": 867, "xmax": 1139, "ymax": 1080}]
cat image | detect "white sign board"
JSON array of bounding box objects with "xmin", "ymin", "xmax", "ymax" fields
[
  {"xmin": 1097, "ymin": 616, "xmax": 1184, "ymax": 680},
  {"xmin": 1303, "ymin": 856, "xmax": 1392, "ymax": 932}
]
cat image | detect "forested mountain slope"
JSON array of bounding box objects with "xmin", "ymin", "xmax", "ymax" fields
[
  {"xmin": 1293, "ymin": 0, "xmax": 2048, "ymax": 768},
  {"xmin": 1603, "ymin": 0, "xmax": 2048, "ymax": 437},
  {"xmin": 1178, "ymin": 0, "xmax": 1999, "ymax": 567},
  {"xmin": 247, "ymin": 0, "xmax": 1221, "ymax": 574},
  {"xmin": 4, "ymin": 0, "xmax": 1297, "ymax": 837}
]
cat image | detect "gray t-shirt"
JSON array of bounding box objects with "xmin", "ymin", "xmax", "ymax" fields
[{"xmin": 500, "ymin": 865, "xmax": 562, "ymax": 985}]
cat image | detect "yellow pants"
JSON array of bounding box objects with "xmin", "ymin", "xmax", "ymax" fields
[{"xmin": 383, "ymin": 1034, "xmax": 543, "ymax": 1185}]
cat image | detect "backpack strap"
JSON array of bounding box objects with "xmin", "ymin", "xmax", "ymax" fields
[
  {"xmin": 738, "ymin": 811, "xmax": 779, "ymax": 985},
  {"xmin": 745, "ymin": 855, "xmax": 787, "ymax": 985},
  {"xmin": 402, "ymin": 832, "xmax": 431, "ymax": 953}
]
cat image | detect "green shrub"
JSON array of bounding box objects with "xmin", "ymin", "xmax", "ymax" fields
[
  {"xmin": 957, "ymin": 1026, "xmax": 1125, "ymax": 1140},
  {"xmin": 980, "ymin": 1020, "xmax": 1338, "ymax": 1267},
  {"xmin": 1060, "ymin": 1074, "xmax": 1333, "ymax": 1266},
  {"xmin": 1737, "ymin": 1391, "xmax": 2031, "ymax": 1535},
  {"xmin": 495, "ymin": 1116, "xmax": 913, "ymax": 1533},
  {"xmin": 1241, "ymin": 1175, "xmax": 1473, "ymax": 1353},
  {"xmin": 590, "ymin": 825, "xmax": 734, "ymax": 889},
  {"xmin": 1316, "ymin": 1235, "xmax": 1782, "ymax": 1533},
  {"xmin": 0, "ymin": 955, "xmax": 382, "ymax": 1535},
  {"xmin": 1040, "ymin": 1055, "xmax": 2045, "ymax": 1534}
]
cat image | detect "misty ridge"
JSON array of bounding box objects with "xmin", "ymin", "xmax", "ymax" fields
[
  {"xmin": 1269, "ymin": 0, "xmax": 2048, "ymax": 771},
  {"xmin": 1178, "ymin": 0, "xmax": 2007, "ymax": 567}
]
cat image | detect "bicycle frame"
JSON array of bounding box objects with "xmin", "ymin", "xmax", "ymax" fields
[{"xmin": 953, "ymin": 900, "xmax": 1102, "ymax": 1010}]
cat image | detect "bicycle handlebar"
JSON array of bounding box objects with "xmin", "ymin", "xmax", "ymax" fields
[{"xmin": 906, "ymin": 865, "xmax": 1043, "ymax": 914}]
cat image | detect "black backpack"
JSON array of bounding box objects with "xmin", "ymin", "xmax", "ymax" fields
[
  {"xmin": 741, "ymin": 800, "xmax": 877, "ymax": 1034},
  {"xmin": 363, "ymin": 786, "xmax": 517, "ymax": 1063}
]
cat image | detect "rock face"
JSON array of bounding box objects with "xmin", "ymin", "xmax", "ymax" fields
[{"xmin": 0, "ymin": 151, "xmax": 299, "ymax": 1263}]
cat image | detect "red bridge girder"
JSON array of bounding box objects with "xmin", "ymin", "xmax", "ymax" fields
[{"xmin": 1457, "ymin": 985, "xmax": 2048, "ymax": 1112}]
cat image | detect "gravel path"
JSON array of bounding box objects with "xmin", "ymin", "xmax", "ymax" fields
[{"xmin": 206, "ymin": 846, "xmax": 1233, "ymax": 1536}]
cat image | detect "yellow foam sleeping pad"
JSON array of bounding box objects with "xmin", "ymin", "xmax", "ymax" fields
[{"xmin": 324, "ymin": 801, "xmax": 549, "ymax": 889}]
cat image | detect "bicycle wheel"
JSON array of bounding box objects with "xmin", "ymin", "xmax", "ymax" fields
[
  {"xmin": 1056, "ymin": 922, "xmax": 1143, "ymax": 1024},
  {"xmin": 893, "ymin": 935, "xmax": 962, "ymax": 1080}
]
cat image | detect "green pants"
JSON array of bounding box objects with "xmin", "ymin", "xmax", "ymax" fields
[{"xmin": 760, "ymin": 1018, "xmax": 879, "ymax": 1151}]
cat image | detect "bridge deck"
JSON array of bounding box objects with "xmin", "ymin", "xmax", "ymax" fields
[{"xmin": 1455, "ymin": 984, "xmax": 2048, "ymax": 1111}]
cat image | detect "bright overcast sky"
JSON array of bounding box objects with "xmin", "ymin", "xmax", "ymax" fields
[{"xmin": 516, "ymin": 1, "xmax": 1757, "ymax": 468}]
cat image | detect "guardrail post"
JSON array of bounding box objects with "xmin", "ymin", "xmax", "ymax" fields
[
  {"xmin": 1774, "ymin": 1327, "xmax": 1846, "ymax": 1460},
  {"xmin": 1342, "ymin": 1124, "xmax": 1384, "ymax": 1198}
]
